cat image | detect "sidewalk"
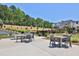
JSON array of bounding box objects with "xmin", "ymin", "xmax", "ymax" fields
[{"xmin": 0, "ymin": 36, "xmax": 79, "ymax": 56}]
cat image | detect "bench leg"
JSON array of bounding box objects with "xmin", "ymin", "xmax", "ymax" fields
[
  {"xmin": 59, "ymin": 38, "xmax": 62, "ymax": 47},
  {"xmin": 69, "ymin": 40, "xmax": 72, "ymax": 47},
  {"xmin": 16, "ymin": 39, "xmax": 17, "ymax": 42},
  {"xmin": 49, "ymin": 40, "xmax": 52, "ymax": 46}
]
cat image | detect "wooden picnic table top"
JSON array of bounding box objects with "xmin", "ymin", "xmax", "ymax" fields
[
  {"xmin": 17, "ymin": 34, "xmax": 25, "ymax": 36},
  {"xmin": 53, "ymin": 35, "xmax": 67, "ymax": 39},
  {"xmin": 15, "ymin": 34, "xmax": 26, "ymax": 37}
]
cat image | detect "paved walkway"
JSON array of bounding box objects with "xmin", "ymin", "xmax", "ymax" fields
[{"xmin": 0, "ymin": 36, "xmax": 79, "ymax": 56}]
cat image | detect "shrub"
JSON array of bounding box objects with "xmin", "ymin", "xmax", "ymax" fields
[
  {"xmin": 44, "ymin": 32, "xmax": 49, "ymax": 37},
  {"xmin": 16, "ymin": 30, "xmax": 30, "ymax": 33},
  {"xmin": 36, "ymin": 32, "xmax": 42, "ymax": 36}
]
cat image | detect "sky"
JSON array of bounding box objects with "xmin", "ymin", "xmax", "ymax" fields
[{"xmin": 2, "ymin": 3, "xmax": 79, "ymax": 23}]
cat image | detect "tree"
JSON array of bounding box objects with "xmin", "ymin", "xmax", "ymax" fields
[
  {"xmin": 43, "ymin": 21, "xmax": 52, "ymax": 28},
  {"xmin": 0, "ymin": 19, "xmax": 3, "ymax": 29},
  {"xmin": 9, "ymin": 5, "xmax": 16, "ymax": 13},
  {"xmin": 64, "ymin": 25, "xmax": 73, "ymax": 34},
  {"xmin": 36, "ymin": 18, "xmax": 44, "ymax": 27},
  {"xmin": 0, "ymin": 4, "xmax": 53, "ymax": 29},
  {"xmin": 35, "ymin": 18, "xmax": 44, "ymax": 33}
]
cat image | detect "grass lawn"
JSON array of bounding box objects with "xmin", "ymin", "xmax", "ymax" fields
[
  {"xmin": 0, "ymin": 34, "xmax": 13, "ymax": 39},
  {"xmin": 71, "ymin": 34, "xmax": 79, "ymax": 42}
]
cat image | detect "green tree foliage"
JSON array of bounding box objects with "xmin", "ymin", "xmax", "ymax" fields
[
  {"xmin": 0, "ymin": 4, "xmax": 52, "ymax": 28},
  {"xmin": 36, "ymin": 18, "xmax": 44, "ymax": 27},
  {"xmin": 0, "ymin": 19, "xmax": 3, "ymax": 28}
]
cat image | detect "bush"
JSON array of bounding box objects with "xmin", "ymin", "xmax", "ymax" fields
[
  {"xmin": 64, "ymin": 27, "xmax": 73, "ymax": 34},
  {"xmin": 44, "ymin": 32, "xmax": 49, "ymax": 37},
  {"xmin": 36, "ymin": 32, "xmax": 42, "ymax": 36},
  {"xmin": 16, "ymin": 30, "xmax": 30, "ymax": 33},
  {"xmin": 67, "ymin": 28, "xmax": 73, "ymax": 34},
  {"xmin": 36, "ymin": 31, "xmax": 49, "ymax": 37},
  {"xmin": 77, "ymin": 29, "xmax": 79, "ymax": 33}
]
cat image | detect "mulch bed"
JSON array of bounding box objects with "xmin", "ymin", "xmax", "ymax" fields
[
  {"xmin": 72, "ymin": 41, "xmax": 79, "ymax": 45},
  {"xmin": 72, "ymin": 43, "xmax": 79, "ymax": 45}
]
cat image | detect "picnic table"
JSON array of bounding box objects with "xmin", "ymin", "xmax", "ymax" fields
[
  {"xmin": 14, "ymin": 33, "xmax": 34, "ymax": 42},
  {"xmin": 49, "ymin": 34, "xmax": 72, "ymax": 47},
  {"xmin": 54, "ymin": 35, "xmax": 68, "ymax": 47},
  {"xmin": 15, "ymin": 34, "xmax": 26, "ymax": 42}
]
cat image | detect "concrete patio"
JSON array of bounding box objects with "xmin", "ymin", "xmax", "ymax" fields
[{"xmin": 0, "ymin": 36, "xmax": 79, "ymax": 56}]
